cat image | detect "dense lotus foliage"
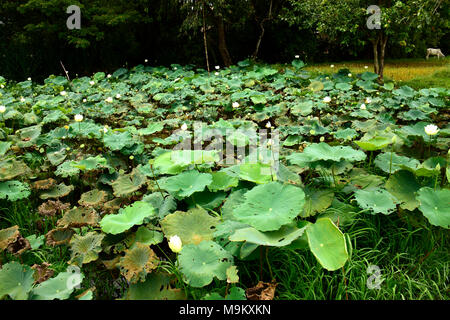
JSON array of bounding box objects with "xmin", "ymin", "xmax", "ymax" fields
[{"xmin": 0, "ymin": 59, "xmax": 448, "ymax": 300}]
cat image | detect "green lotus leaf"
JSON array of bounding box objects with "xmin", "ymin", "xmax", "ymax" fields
[
  {"xmin": 302, "ymin": 189, "xmax": 334, "ymax": 218},
  {"xmin": 208, "ymin": 171, "xmax": 239, "ymax": 191},
  {"xmin": 226, "ymin": 266, "xmax": 239, "ymax": 284},
  {"xmin": 55, "ymin": 160, "xmax": 81, "ymax": 178},
  {"xmin": 142, "ymin": 192, "xmax": 177, "ymax": 219},
  {"xmin": 0, "ymin": 141, "xmax": 12, "ymax": 156},
  {"xmin": 112, "ymin": 167, "xmax": 147, "ymax": 197},
  {"xmin": 161, "ymin": 208, "xmax": 219, "ymax": 245},
  {"xmin": 119, "ymin": 243, "xmax": 159, "ymax": 283},
  {"xmin": 25, "ymin": 234, "xmax": 45, "ymax": 250},
  {"xmin": 178, "ymin": 240, "xmax": 234, "ymax": 287},
  {"xmin": 170, "ymin": 150, "xmax": 219, "ymax": 166},
  {"xmin": 0, "ymin": 225, "xmax": 20, "ymax": 251},
  {"xmin": 203, "ymin": 287, "xmax": 246, "ymax": 300},
  {"xmin": 360, "ymin": 72, "xmax": 379, "ymax": 81},
  {"xmin": 335, "ymin": 82, "xmax": 352, "ymax": 91},
  {"xmin": 233, "ymin": 182, "xmax": 305, "ymax": 232},
  {"xmin": 287, "ymin": 143, "xmax": 366, "ymax": 166},
  {"xmin": 152, "ymin": 151, "xmax": 187, "ymax": 175},
  {"xmin": 343, "ymin": 168, "xmax": 385, "ymax": 193},
  {"xmin": 0, "ymin": 159, "xmax": 30, "ymax": 181},
  {"xmin": 229, "ymin": 223, "xmax": 308, "ymax": 247},
  {"xmin": 16, "ymin": 125, "xmax": 42, "ymax": 147},
  {"xmin": 334, "ymin": 128, "xmax": 358, "ymax": 141},
  {"xmin": 416, "ymin": 187, "xmax": 450, "ymax": 229},
  {"xmin": 306, "ymin": 218, "xmax": 348, "ymax": 271},
  {"xmin": 406, "ymin": 157, "xmax": 447, "ymax": 177},
  {"xmin": 100, "ymin": 201, "xmax": 155, "ymax": 235},
  {"xmin": 224, "ymin": 163, "xmax": 275, "ymax": 184},
  {"xmin": 41, "ymin": 110, "xmax": 69, "ymax": 124},
  {"xmin": 159, "ymin": 170, "xmax": 212, "ymax": 199},
  {"xmin": 137, "ymin": 122, "xmax": 164, "ymax": 136},
  {"xmin": 0, "ymin": 262, "xmax": 35, "ymax": 300},
  {"xmin": 393, "ymin": 85, "xmax": 416, "ymax": 98},
  {"xmin": 0, "ymin": 181, "xmax": 31, "ymax": 201},
  {"xmin": 40, "ymin": 183, "xmax": 74, "ymax": 200},
  {"xmin": 125, "ymin": 272, "xmax": 186, "ymax": 300},
  {"xmin": 355, "ymin": 136, "xmax": 392, "ymax": 151},
  {"xmin": 374, "ymin": 152, "xmax": 420, "ymax": 174},
  {"xmin": 250, "ymin": 94, "xmax": 267, "ymax": 105},
  {"xmin": 103, "ymin": 131, "xmax": 135, "ymax": 151},
  {"xmin": 318, "ymin": 199, "xmax": 359, "ymax": 227},
  {"xmin": 31, "ymin": 267, "xmax": 84, "ymax": 300},
  {"xmin": 385, "ymin": 170, "xmax": 421, "ymax": 211},
  {"xmin": 354, "ymin": 188, "xmax": 397, "ymax": 215},
  {"xmin": 69, "ymin": 232, "xmax": 105, "ymax": 266},
  {"xmin": 291, "ymin": 100, "xmax": 314, "ymax": 116},
  {"xmin": 78, "ymin": 189, "xmax": 109, "ymax": 207},
  {"xmin": 133, "ymin": 226, "xmax": 164, "ymax": 246},
  {"xmin": 72, "ymin": 155, "xmax": 109, "ymax": 171},
  {"xmin": 46, "ymin": 144, "xmax": 67, "ymax": 166}
]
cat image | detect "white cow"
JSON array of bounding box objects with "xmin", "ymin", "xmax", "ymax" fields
[{"xmin": 426, "ymin": 48, "xmax": 445, "ymax": 59}]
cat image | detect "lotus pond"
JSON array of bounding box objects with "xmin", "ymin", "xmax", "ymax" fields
[{"xmin": 0, "ymin": 60, "xmax": 449, "ymax": 300}]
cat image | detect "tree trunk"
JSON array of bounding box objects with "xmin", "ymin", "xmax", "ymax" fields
[
  {"xmin": 202, "ymin": 1, "xmax": 210, "ymax": 73},
  {"xmin": 215, "ymin": 14, "xmax": 232, "ymax": 67},
  {"xmin": 252, "ymin": 0, "xmax": 273, "ymax": 60},
  {"xmin": 379, "ymin": 33, "xmax": 388, "ymax": 80},
  {"xmin": 372, "ymin": 36, "xmax": 380, "ymax": 75}
]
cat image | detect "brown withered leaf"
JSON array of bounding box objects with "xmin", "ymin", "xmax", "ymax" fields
[
  {"xmin": 0, "ymin": 225, "xmax": 20, "ymax": 251},
  {"xmin": 57, "ymin": 206, "xmax": 100, "ymax": 228},
  {"xmin": 45, "ymin": 228, "xmax": 74, "ymax": 247},
  {"xmin": 31, "ymin": 262, "xmax": 54, "ymax": 284},
  {"xmin": 32, "ymin": 178, "xmax": 57, "ymax": 190},
  {"xmin": 38, "ymin": 200, "xmax": 70, "ymax": 217},
  {"xmin": 102, "ymin": 256, "xmax": 121, "ymax": 270},
  {"xmin": 78, "ymin": 189, "xmax": 109, "ymax": 208},
  {"xmin": 119, "ymin": 243, "xmax": 159, "ymax": 284},
  {"xmin": 7, "ymin": 234, "xmax": 31, "ymax": 256},
  {"xmin": 245, "ymin": 280, "xmax": 278, "ymax": 300},
  {"xmin": 103, "ymin": 198, "xmax": 124, "ymax": 215}
]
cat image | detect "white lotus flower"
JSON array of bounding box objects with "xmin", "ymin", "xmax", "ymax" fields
[
  {"xmin": 103, "ymin": 126, "xmax": 108, "ymax": 133},
  {"xmin": 424, "ymin": 124, "xmax": 439, "ymax": 136},
  {"xmin": 232, "ymin": 102, "xmax": 239, "ymax": 108},
  {"xmin": 60, "ymin": 91, "xmax": 67, "ymax": 96},
  {"xmin": 323, "ymin": 96, "xmax": 331, "ymax": 103},
  {"xmin": 365, "ymin": 97, "xmax": 372, "ymax": 104},
  {"xmin": 107, "ymin": 74, "xmax": 112, "ymax": 78},
  {"xmin": 145, "ymin": 59, "xmax": 148, "ymax": 63},
  {"xmin": 360, "ymin": 104, "xmax": 366, "ymax": 110},
  {"xmin": 27, "ymin": 77, "xmax": 31, "ymax": 81},
  {"xmin": 348, "ymin": 73, "xmax": 352, "ymax": 77},
  {"xmin": 168, "ymin": 235, "xmax": 182, "ymax": 253},
  {"xmin": 215, "ymin": 72, "xmax": 219, "ymax": 76},
  {"xmin": 364, "ymin": 66, "xmax": 369, "ymax": 69},
  {"xmin": 0, "ymin": 105, "xmax": 5, "ymax": 113},
  {"xmin": 0, "ymin": 84, "xmax": 4, "ymax": 88},
  {"xmin": 174, "ymin": 67, "xmax": 177, "ymax": 70},
  {"xmin": 265, "ymin": 121, "xmax": 272, "ymax": 129},
  {"xmin": 89, "ymin": 81, "xmax": 95, "ymax": 85},
  {"xmin": 267, "ymin": 139, "xmax": 273, "ymax": 146},
  {"xmin": 295, "ymin": 55, "xmax": 300, "ymax": 58},
  {"xmin": 83, "ymin": 98, "xmax": 87, "ymax": 103},
  {"xmin": 74, "ymin": 114, "xmax": 83, "ymax": 122},
  {"xmin": 330, "ymin": 64, "xmax": 335, "ymax": 68},
  {"xmin": 215, "ymin": 66, "xmax": 220, "ymax": 70},
  {"xmin": 115, "ymin": 94, "xmax": 121, "ymax": 99},
  {"xmin": 20, "ymin": 97, "xmax": 25, "ymax": 102},
  {"xmin": 105, "ymin": 97, "xmax": 113, "ymax": 103},
  {"xmin": 320, "ymin": 137, "xmax": 325, "ymax": 142},
  {"xmin": 181, "ymin": 123, "xmax": 188, "ymax": 131}
]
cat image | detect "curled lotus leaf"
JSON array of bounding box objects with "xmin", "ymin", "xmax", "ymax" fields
[
  {"xmin": 69, "ymin": 232, "xmax": 105, "ymax": 266},
  {"xmin": 0, "ymin": 225, "xmax": 20, "ymax": 251},
  {"xmin": 6, "ymin": 234, "xmax": 31, "ymax": 256},
  {"xmin": 119, "ymin": 243, "xmax": 159, "ymax": 283},
  {"xmin": 112, "ymin": 167, "xmax": 147, "ymax": 197},
  {"xmin": 160, "ymin": 207, "xmax": 219, "ymax": 245},
  {"xmin": 0, "ymin": 159, "xmax": 30, "ymax": 181},
  {"xmin": 78, "ymin": 189, "xmax": 109, "ymax": 207},
  {"xmin": 104, "ymin": 198, "xmax": 124, "ymax": 214},
  {"xmin": 57, "ymin": 206, "xmax": 100, "ymax": 228},
  {"xmin": 32, "ymin": 178, "xmax": 57, "ymax": 190},
  {"xmin": 39, "ymin": 183, "xmax": 74, "ymax": 200},
  {"xmin": 38, "ymin": 200, "xmax": 70, "ymax": 217},
  {"xmin": 45, "ymin": 228, "xmax": 75, "ymax": 247}
]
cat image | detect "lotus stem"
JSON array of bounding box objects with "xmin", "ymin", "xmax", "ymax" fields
[{"xmin": 265, "ymin": 247, "xmax": 274, "ymax": 281}]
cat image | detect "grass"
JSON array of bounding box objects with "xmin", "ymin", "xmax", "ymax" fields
[
  {"xmin": 304, "ymin": 57, "xmax": 450, "ymax": 89},
  {"xmin": 236, "ymin": 213, "xmax": 449, "ymax": 300}
]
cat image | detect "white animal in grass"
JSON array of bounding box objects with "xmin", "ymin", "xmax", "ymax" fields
[{"xmin": 426, "ymin": 48, "xmax": 445, "ymax": 59}]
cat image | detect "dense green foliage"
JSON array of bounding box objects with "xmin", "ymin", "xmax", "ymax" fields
[
  {"xmin": 0, "ymin": 59, "xmax": 448, "ymax": 300},
  {"xmin": 0, "ymin": 0, "xmax": 448, "ymax": 80}
]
